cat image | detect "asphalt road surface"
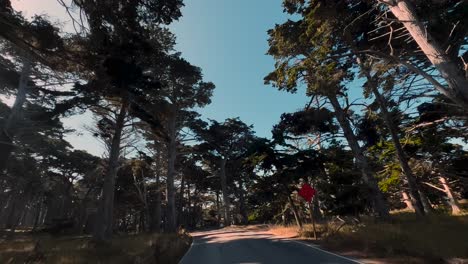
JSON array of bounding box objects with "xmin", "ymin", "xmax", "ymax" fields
[{"xmin": 179, "ymin": 227, "xmax": 361, "ymax": 264}]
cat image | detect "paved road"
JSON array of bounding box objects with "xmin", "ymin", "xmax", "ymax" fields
[{"xmin": 179, "ymin": 227, "xmax": 360, "ymax": 264}]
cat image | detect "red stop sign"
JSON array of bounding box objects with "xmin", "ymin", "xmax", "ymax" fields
[{"xmin": 298, "ymin": 183, "xmax": 316, "ymax": 202}]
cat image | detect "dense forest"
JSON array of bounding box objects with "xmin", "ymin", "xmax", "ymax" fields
[{"xmin": 0, "ymin": 0, "xmax": 467, "ymax": 262}]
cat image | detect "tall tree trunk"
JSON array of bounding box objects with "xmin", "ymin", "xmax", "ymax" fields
[
  {"xmin": 238, "ymin": 177, "xmax": 248, "ymax": 225},
  {"xmin": 44, "ymin": 195, "xmax": 60, "ymax": 225},
  {"xmin": 439, "ymin": 176, "xmax": 461, "ymax": 215},
  {"xmin": 385, "ymin": 0, "xmax": 468, "ymax": 109},
  {"xmin": 308, "ymin": 200, "xmax": 317, "ymax": 239},
  {"xmin": 419, "ymin": 190, "xmax": 433, "ymax": 213},
  {"xmin": 186, "ymin": 181, "xmax": 192, "ymax": 228},
  {"xmin": 307, "ymin": 177, "xmax": 323, "ymax": 220},
  {"xmin": 32, "ymin": 201, "xmax": 42, "ymax": 231},
  {"xmin": 133, "ymin": 168, "xmax": 150, "ymax": 232},
  {"xmin": 219, "ymin": 158, "xmax": 231, "ymax": 226},
  {"xmin": 165, "ymin": 113, "xmax": 177, "ymax": 232},
  {"xmin": 153, "ymin": 165, "xmax": 162, "ymax": 233},
  {"xmin": 215, "ymin": 190, "xmax": 221, "ymax": 226},
  {"xmin": 0, "ymin": 59, "xmax": 31, "ymax": 173},
  {"xmin": 328, "ymin": 94, "xmax": 390, "ymax": 219},
  {"xmin": 366, "ymin": 75, "xmax": 425, "ymax": 216},
  {"xmin": 178, "ymin": 173, "xmax": 185, "ymax": 226},
  {"xmin": 78, "ymin": 187, "xmax": 93, "ymax": 234},
  {"xmin": 4, "ymin": 193, "xmax": 19, "ymax": 229},
  {"xmin": 312, "ymin": 195, "xmax": 322, "ymax": 220},
  {"xmin": 287, "ymin": 194, "xmax": 303, "ymax": 229},
  {"xmin": 93, "ymin": 99, "xmax": 128, "ymax": 241},
  {"xmin": 6, "ymin": 191, "xmax": 28, "ymax": 237}
]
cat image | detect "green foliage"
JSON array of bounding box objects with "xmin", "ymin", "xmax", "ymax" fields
[
  {"xmin": 272, "ymin": 108, "xmax": 338, "ymax": 145},
  {"xmin": 378, "ymin": 162, "xmax": 402, "ymax": 193},
  {"xmin": 195, "ymin": 117, "xmax": 255, "ymax": 159}
]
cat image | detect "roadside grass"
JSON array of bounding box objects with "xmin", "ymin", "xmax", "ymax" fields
[
  {"xmin": 324, "ymin": 214, "xmax": 468, "ymax": 260},
  {"xmin": 0, "ymin": 232, "xmax": 192, "ymax": 264},
  {"xmin": 271, "ymin": 213, "xmax": 468, "ymax": 262},
  {"xmin": 269, "ymin": 223, "xmax": 327, "ymax": 239},
  {"xmin": 267, "ymin": 225, "xmax": 299, "ymax": 238}
]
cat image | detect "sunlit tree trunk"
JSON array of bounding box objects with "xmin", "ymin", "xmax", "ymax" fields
[
  {"xmin": 215, "ymin": 190, "xmax": 221, "ymax": 226},
  {"xmin": 328, "ymin": 94, "xmax": 390, "ymax": 219},
  {"xmin": 0, "ymin": 59, "xmax": 31, "ymax": 173},
  {"xmin": 93, "ymin": 99, "xmax": 128, "ymax": 241},
  {"xmin": 439, "ymin": 176, "xmax": 461, "ymax": 215},
  {"xmin": 401, "ymin": 191, "xmax": 415, "ymax": 211},
  {"xmin": 384, "ymin": 0, "xmax": 468, "ymax": 109}
]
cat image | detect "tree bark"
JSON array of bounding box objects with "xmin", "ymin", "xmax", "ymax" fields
[
  {"xmin": 366, "ymin": 76, "xmax": 425, "ymax": 216},
  {"xmin": 238, "ymin": 177, "xmax": 248, "ymax": 225},
  {"xmin": 419, "ymin": 190, "xmax": 433, "ymax": 213},
  {"xmin": 308, "ymin": 200, "xmax": 317, "ymax": 240},
  {"xmin": 328, "ymin": 94, "xmax": 390, "ymax": 219},
  {"xmin": 186, "ymin": 180, "xmax": 193, "ymax": 228},
  {"xmin": 312, "ymin": 195, "xmax": 322, "ymax": 220},
  {"xmin": 287, "ymin": 194, "xmax": 303, "ymax": 229},
  {"xmin": 219, "ymin": 158, "xmax": 231, "ymax": 226},
  {"xmin": 133, "ymin": 168, "xmax": 150, "ymax": 232},
  {"xmin": 165, "ymin": 112, "xmax": 177, "ymax": 232},
  {"xmin": 215, "ymin": 190, "xmax": 221, "ymax": 226},
  {"xmin": 93, "ymin": 99, "xmax": 128, "ymax": 241},
  {"xmin": 0, "ymin": 59, "xmax": 31, "ymax": 173},
  {"xmin": 153, "ymin": 163, "xmax": 162, "ymax": 233},
  {"xmin": 385, "ymin": 0, "xmax": 468, "ymax": 109},
  {"xmin": 32, "ymin": 201, "xmax": 42, "ymax": 231},
  {"xmin": 439, "ymin": 176, "xmax": 461, "ymax": 215},
  {"xmin": 178, "ymin": 173, "xmax": 185, "ymax": 226},
  {"xmin": 4, "ymin": 193, "xmax": 19, "ymax": 229},
  {"xmin": 5, "ymin": 191, "xmax": 28, "ymax": 236},
  {"xmin": 401, "ymin": 191, "xmax": 415, "ymax": 211}
]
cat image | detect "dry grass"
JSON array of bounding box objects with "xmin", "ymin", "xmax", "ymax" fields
[
  {"xmin": 0, "ymin": 232, "xmax": 192, "ymax": 264},
  {"xmin": 269, "ymin": 223, "xmax": 327, "ymax": 239},
  {"xmin": 268, "ymin": 225, "xmax": 300, "ymax": 238},
  {"xmin": 323, "ymin": 214, "xmax": 468, "ymax": 262},
  {"xmin": 269, "ymin": 214, "xmax": 468, "ymax": 263}
]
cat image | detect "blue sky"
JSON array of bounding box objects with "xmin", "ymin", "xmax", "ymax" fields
[
  {"xmin": 169, "ymin": 0, "xmax": 308, "ymax": 136},
  {"xmin": 10, "ymin": 0, "xmax": 310, "ymax": 155}
]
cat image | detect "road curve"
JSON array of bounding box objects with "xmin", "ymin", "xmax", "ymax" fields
[{"xmin": 179, "ymin": 227, "xmax": 360, "ymax": 264}]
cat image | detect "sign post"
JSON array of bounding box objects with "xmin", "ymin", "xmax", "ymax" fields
[{"xmin": 298, "ymin": 183, "xmax": 317, "ymax": 240}]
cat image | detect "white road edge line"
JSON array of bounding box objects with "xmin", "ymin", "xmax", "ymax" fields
[
  {"xmin": 290, "ymin": 240, "xmax": 363, "ymax": 264},
  {"xmin": 179, "ymin": 231, "xmax": 363, "ymax": 264},
  {"xmin": 178, "ymin": 238, "xmax": 195, "ymax": 264}
]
